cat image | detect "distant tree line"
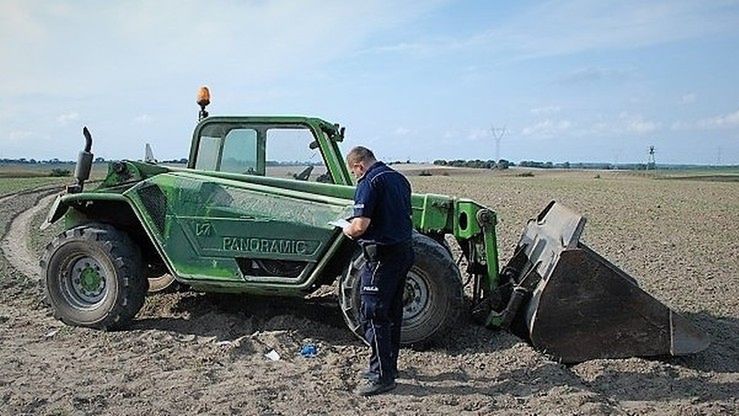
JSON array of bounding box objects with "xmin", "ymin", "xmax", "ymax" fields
[
  {"xmin": 430, "ymin": 159, "xmax": 670, "ymax": 170},
  {"xmin": 1, "ymin": 158, "xmax": 75, "ymax": 164},
  {"xmin": 4, "ymin": 157, "xmax": 735, "ymax": 171},
  {"xmin": 433, "ymin": 159, "xmax": 514, "ymax": 169},
  {"xmin": 265, "ymin": 160, "xmax": 325, "ymax": 167},
  {"xmin": 519, "ymin": 161, "xmax": 652, "ymax": 170},
  {"xmin": 159, "ymin": 158, "xmax": 188, "ymax": 164},
  {"xmin": 1, "ymin": 157, "xmax": 108, "ymax": 164}
]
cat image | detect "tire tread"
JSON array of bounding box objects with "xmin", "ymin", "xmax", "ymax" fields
[
  {"xmin": 40, "ymin": 222, "xmax": 147, "ymax": 330},
  {"xmin": 339, "ymin": 232, "xmax": 463, "ymax": 348}
]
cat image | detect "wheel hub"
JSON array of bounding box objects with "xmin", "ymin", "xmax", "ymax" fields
[
  {"xmin": 69, "ymin": 257, "xmax": 106, "ymax": 304},
  {"xmin": 80, "ymin": 267, "xmax": 101, "ymax": 291},
  {"xmin": 402, "ymin": 270, "xmax": 429, "ymax": 320}
]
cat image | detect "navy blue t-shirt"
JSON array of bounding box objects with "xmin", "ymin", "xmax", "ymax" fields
[{"xmin": 351, "ymin": 161, "xmax": 413, "ymax": 245}]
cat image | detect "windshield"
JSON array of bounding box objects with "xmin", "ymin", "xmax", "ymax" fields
[{"xmin": 193, "ymin": 122, "xmax": 330, "ymax": 182}]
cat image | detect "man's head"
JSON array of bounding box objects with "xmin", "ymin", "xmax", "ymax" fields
[{"xmin": 346, "ymin": 146, "xmax": 377, "ymax": 179}]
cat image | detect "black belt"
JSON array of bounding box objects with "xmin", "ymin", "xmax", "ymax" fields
[{"xmin": 362, "ymin": 240, "xmax": 412, "ymax": 262}]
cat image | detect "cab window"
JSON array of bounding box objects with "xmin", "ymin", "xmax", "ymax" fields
[
  {"xmin": 194, "ymin": 127, "xmax": 258, "ymax": 173},
  {"xmin": 221, "ymin": 129, "xmax": 258, "ymax": 174},
  {"xmin": 194, "ymin": 136, "xmax": 220, "ymax": 171},
  {"xmin": 193, "ymin": 122, "xmax": 330, "ymax": 182},
  {"xmin": 266, "ymin": 127, "xmax": 329, "ymax": 182}
]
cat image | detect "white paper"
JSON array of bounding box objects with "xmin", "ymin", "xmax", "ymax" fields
[
  {"xmin": 265, "ymin": 349, "xmax": 281, "ymax": 361},
  {"xmin": 328, "ymin": 219, "xmax": 351, "ymax": 228}
]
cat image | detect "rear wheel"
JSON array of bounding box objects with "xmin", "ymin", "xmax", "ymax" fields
[
  {"xmin": 339, "ymin": 233, "xmax": 463, "ymax": 347},
  {"xmin": 40, "ymin": 223, "xmax": 148, "ymax": 330}
]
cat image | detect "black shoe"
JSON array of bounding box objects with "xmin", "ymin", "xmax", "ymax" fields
[
  {"xmin": 355, "ymin": 379, "xmax": 397, "ymax": 396},
  {"xmin": 360, "ymin": 370, "xmax": 378, "ymax": 380},
  {"xmin": 360, "ymin": 369, "xmax": 398, "ymax": 380}
]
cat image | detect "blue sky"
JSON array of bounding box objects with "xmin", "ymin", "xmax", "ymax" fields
[{"xmin": 1, "ymin": 0, "xmax": 738, "ymax": 164}]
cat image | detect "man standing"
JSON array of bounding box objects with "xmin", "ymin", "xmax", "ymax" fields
[{"xmin": 342, "ymin": 146, "xmax": 415, "ymax": 396}]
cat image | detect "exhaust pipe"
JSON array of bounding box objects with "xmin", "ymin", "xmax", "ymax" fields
[{"xmin": 67, "ymin": 126, "xmax": 94, "ymax": 194}]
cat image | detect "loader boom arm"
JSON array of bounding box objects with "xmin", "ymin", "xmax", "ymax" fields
[{"xmin": 408, "ymin": 197, "xmax": 504, "ymax": 321}]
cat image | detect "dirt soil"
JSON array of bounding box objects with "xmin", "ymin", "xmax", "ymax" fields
[{"xmin": 0, "ymin": 171, "xmax": 737, "ymax": 415}]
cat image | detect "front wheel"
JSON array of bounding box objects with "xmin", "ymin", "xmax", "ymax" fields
[
  {"xmin": 40, "ymin": 223, "xmax": 148, "ymax": 330},
  {"xmin": 339, "ymin": 233, "xmax": 464, "ymax": 347}
]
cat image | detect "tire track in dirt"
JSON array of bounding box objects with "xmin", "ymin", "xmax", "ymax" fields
[
  {"xmin": 0, "ymin": 183, "xmax": 65, "ymax": 203},
  {"xmin": 1, "ymin": 192, "xmax": 59, "ymax": 280},
  {"xmin": 0, "ymin": 194, "xmax": 15, "ymax": 205}
]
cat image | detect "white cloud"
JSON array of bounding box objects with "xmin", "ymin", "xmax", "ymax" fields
[
  {"xmin": 681, "ymin": 93, "xmax": 696, "ymax": 104},
  {"xmin": 466, "ymin": 128, "xmax": 490, "ymax": 141},
  {"xmin": 619, "ymin": 113, "xmax": 661, "ymax": 134},
  {"xmin": 670, "ymin": 121, "xmax": 687, "ymax": 130},
  {"xmin": 9, "ymin": 130, "xmax": 33, "ymax": 141},
  {"xmin": 367, "ymin": 1, "xmax": 739, "ymax": 61},
  {"xmin": 588, "ymin": 121, "xmax": 610, "ymax": 135},
  {"xmin": 0, "ymin": 1, "xmax": 442, "ymax": 96},
  {"xmin": 560, "ymin": 113, "xmax": 662, "ymax": 137},
  {"xmin": 56, "ymin": 111, "xmax": 79, "ymax": 125},
  {"xmin": 558, "ymin": 67, "xmax": 636, "ymax": 84},
  {"xmin": 0, "ymin": 2, "xmax": 45, "ymax": 43},
  {"xmin": 530, "ymin": 105, "xmax": 561, "ymax": 116},
  {"xmin": 134, "ymin": 114, "xmax": 152, "ymax": 124},
  {"xmin": 372, "ymin": 0, "xmax": 737, "ymax": 59},
  {"xmin": 521, "ymin": 119, "xmax": 572, "ymax": 138},
  {"xmin": 626, "ymin": 119, "xmax": 660, "ymax": 134},
  {"xmin": 699, "ymin": 109, "xmax": 739, "ymax": 128},
  {"xmin": 593, "ymin": 112, "xmax": 661, "ymax": 135},
  {"xmin": 0, "ymin": 0, "xmax": 447, "ymax": 158},
  {"xmin": 671, "ymin": 109, "xmax": 739, "ymax": 130},
  {"xmin": 504, "ymin": 1, "xmax": 738, "ymax": 59},
  {"xmin": 442, "ymin": 130, "xmax": 459, "ymax": 139}
]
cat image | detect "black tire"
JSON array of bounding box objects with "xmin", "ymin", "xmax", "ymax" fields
[
  {"xmin": 339, "ymin": 233, "xmax": 464, "ymax": 347},
  {"xmin": 428, "ymin": 232, "xmax": 454, "ymax": 260},
  {"xmin": 40, "ymin": 223, "xmax": 148, "ymax": 330}
]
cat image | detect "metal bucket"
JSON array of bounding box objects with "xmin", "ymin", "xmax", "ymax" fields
[{"xmin": 504, "ymin": 201, "xmax": 710, "ymax": 363}]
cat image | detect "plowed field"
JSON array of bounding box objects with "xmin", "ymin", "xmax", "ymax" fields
[{"xmin": 1, "ymin": 170, "xmax": 736, "ymax": 415}]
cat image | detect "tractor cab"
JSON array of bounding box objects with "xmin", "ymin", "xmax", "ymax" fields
[{"xmin": 186, "ymin": 89, "xmax": 352, "ymax": 186}]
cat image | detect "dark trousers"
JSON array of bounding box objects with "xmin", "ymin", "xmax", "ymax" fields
[{"xmin": 359, "ymin": 242, "xmax": 414, "ymax": 382}]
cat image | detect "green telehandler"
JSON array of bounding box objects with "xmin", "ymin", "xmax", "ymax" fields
[{"xmin": 40, "ymin": 87, "xmax": 709, "ymax": 363}]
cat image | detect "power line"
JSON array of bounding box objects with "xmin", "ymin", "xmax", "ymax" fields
[
  {"xmin": 717, "ymin": 146, "xmax": 722, "ymax": 165},
  {"xmin": 490, "ymin": 125, "xmax": 507, "ymax": 163}
]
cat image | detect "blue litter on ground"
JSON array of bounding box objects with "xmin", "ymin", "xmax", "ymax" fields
[{"xmin": 300, "ymin": 343, "xmax": 318, "ymax": 358}]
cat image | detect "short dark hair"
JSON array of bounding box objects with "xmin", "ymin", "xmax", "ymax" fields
[{"xmin": 346, "ymin": 146, "xmax": 376, "ymax": 164}]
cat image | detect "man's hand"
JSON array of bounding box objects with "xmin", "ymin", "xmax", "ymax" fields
[{"xmin": 343, "ymin": 217, "xmax": 371, "ymax": 239}]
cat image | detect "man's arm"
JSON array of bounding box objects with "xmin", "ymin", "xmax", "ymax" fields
[
  {"xmin": 343, "ymin": 217, "xmax": 371, "ymax": 239},
  {"xmin": 345, "ymin": 176, "xmax": 376, "ymax": 240}
]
